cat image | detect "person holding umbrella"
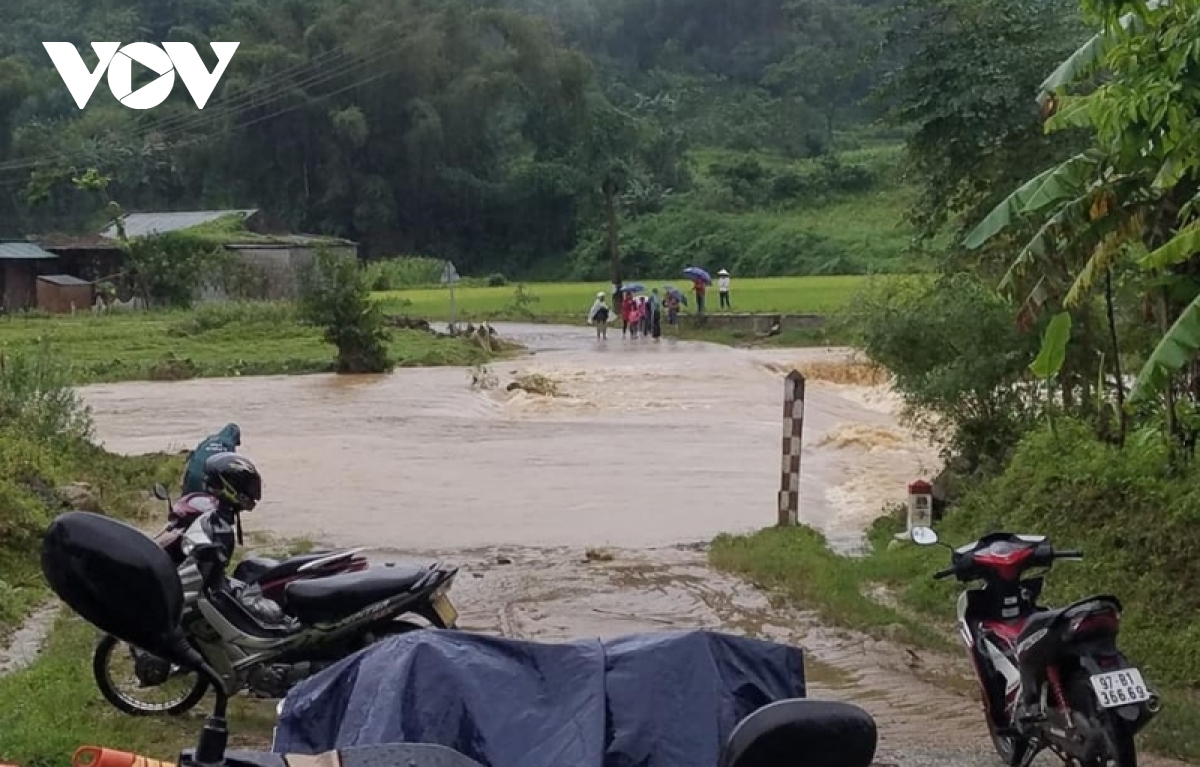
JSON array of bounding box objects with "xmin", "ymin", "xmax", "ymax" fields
[{"xmin": 684, "ymin": 267, "xmax": 712, "ymax": 315}]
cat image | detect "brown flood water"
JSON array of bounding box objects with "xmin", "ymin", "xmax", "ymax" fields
[
  {"xmin": 80, "ymin": 324, "xmax": 937, "ymax": 554},
  {"xmin": 77, "ymin": 325, "xmax": 1184, "ymax": 766}
]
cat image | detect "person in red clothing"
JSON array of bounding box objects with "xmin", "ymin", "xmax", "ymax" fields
[
  {"xmin": 693, "ymin": 278, "xmax": 707, "ymax": 315},
  {"xmin": 620, "ymin": 291, "xmax": 636, "ymax": 337}
]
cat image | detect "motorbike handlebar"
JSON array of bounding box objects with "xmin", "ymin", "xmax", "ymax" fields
[
  {"xmin": 1056, "ymin": 549, "xmax": 1083, "ymax": 560},
  {"xmin": 933, "ymin": 566, "xmax": 957, "ymax": 580}
]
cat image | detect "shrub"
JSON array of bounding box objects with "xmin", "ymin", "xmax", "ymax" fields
[
  {"xmin": 0, "ymin": 341, "xmax": 92, "ymax": 445},
  {"xmin": 364, "ymin": 256, "xmax": 447, "ymax": 290},
  {"xmin": 846, "ymin": 273, "xmax": 1041, "ymax": 471},
  {"xmin": 123, "ymin": 232, "xmax": 244, "ymax": 308},
  {"xmin": 486, "ymin": 273, "xmax": 508, "ymax": 287},
  {"xmin": 299, "ymin": 249, "xmax": 393, "ymax": 374},
  {"xmin": 167, "ymin": 301, "xmax": 297, "ymax": 336}
]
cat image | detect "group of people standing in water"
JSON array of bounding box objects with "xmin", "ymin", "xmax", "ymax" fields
[
  {"xmin": 586, "ymin": 270, "xmax": 732, "ymax": 341},
  {"xmin": 586, "ymin": 287, "xmax": 682, "ymax": 340}
]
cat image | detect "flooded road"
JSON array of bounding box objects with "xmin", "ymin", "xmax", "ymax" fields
[
  {"xmin": 77, "ymin": 325, "xmax": 1183, "ymax": 765},
  {"xmin": 81, "ymin": 323, "xmax": 937, "ymax": 553}
]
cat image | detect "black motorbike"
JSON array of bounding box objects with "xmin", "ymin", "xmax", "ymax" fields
[{"xmin": 911, "ymin": 526, "xmax": 1158, "ymax": 767}]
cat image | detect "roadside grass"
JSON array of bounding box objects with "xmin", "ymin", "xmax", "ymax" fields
[
  {"xmin": 0, "ymin": 302, "xmax": 500, "ymax": 384},
  {"xmin": 373, "ymin": 275, "xmax": 898, "ymax": 321},
  {"xmin": 0, "ymin": 445, "xmax": 183, "ymax": 639},
  {"xmin": 0, "ymin": 614, "xmax": 277, "ymax": 767}
]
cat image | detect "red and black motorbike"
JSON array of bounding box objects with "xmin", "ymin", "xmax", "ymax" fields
[
  {"xmin": 149, "ymin": 483, "xmax": 368, "ymax": 602},
  {"xmin": 911, "ymin": 526, "xmax": 1159, "ymax": 767}
]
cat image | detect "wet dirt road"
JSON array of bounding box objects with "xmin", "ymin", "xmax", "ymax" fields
[{"xmin": 77, "ymin": 325, "xmax": 1181, "ymax": 766}]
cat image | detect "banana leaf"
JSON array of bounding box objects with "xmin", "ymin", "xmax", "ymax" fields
[
  {"xmin": 1036, "ymin": 0, "xmax": 1164, "ymax": 106},
  {"xmin": 1140, "ymin": 222, "xmax": 1200, "ymax": 270},
  {"xmin": 1030, "ymin": 312, "xmax": 1073, "ymax": 380},
  {"xmin": 1128, "ymin": 292, "xmax": 1200, "ymax": 404},
  {"xmin": 964, "ymin": 151, "xmax": 1102, "ymax": 250}
]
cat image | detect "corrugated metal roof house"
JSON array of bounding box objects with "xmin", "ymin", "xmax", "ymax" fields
[
  {"xmin": 101, "ymin": 209, "xmax": 260, "ymax": 239},
  {"xmin": 90, "ymin": 208, "xmax": 357, "ymax": 300},
  {"xmin": 0, "ymin": 242, "xmax": 58, "ymax": 310}
]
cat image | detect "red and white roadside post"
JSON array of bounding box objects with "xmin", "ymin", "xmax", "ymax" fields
[
  {"xmin": 896, "ymin": 479, "xmax": 933, "ymax": 540},
  {"xmin": 778, "ymin": 370, "xmax": 805, "ymax": 527}
]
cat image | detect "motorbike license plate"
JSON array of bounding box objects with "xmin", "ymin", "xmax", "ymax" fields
[
  {"xmin": 1090, "ymin": 668, "xmax": 1151, "ymax": 708},
  {"xmin": 431, "ymin": 593, "xmax": 459, "ymax": 627}
]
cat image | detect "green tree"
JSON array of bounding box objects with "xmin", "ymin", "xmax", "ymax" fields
[{"xmin": 299, "ymin": 249, "xmax": 393, "ymax": 374}]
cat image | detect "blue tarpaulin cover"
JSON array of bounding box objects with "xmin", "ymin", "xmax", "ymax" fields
[{"xmin": 272, "ymin": 629, "xmax": 805, "ymax": 767}]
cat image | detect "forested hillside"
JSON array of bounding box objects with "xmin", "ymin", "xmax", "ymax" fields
[{"xmin": 0, "ymin": 0, "xmax": 915, "ymax": 278}]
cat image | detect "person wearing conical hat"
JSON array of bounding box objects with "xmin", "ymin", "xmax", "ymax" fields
[
  {"xmin": 717, "ymin": 269, "xmax": 731, "ymax": 310},
  {"xmin": 588, "ymin": 291, "xmax": 610, "ymax": 339}
]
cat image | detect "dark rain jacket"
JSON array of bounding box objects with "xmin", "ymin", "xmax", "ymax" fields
[{"xmin": 181, "ymin": 423, "xmax": 242, "ymax": 495}]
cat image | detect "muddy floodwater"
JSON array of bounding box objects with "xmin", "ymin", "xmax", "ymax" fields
[
  {"xmin": 76, "ymin": 326, "xmax": 1184, "ymax": 766},
  {"xmin": 81, "ymin": 323, "xmax": 937, "ymax": 553}
]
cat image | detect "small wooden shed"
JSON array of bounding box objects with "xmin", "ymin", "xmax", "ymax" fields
[{"xmin": 36, "ymin": 274, "xmax": 93, "ymax": 314}]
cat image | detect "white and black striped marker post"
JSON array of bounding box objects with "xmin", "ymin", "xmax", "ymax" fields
[{"xmin": 778, "ymin": 370, "xmax": 806, "ymax": 527}]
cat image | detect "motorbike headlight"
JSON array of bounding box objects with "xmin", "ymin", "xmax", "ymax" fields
[{"xmin": 181, "ymin": 537, "xmax": 196, "ymax": 556}]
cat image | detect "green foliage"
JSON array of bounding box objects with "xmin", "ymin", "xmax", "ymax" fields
[
  {"xmin": 299, "ymin": 250, "xmax": 393, "ymax": 374},
  {"xmin": 0, "ymin": 343, "xmax": 181, "ymax": 631},
  {"xmin": 879, "ymin": 0, "xmax": 1092, "ymax": 242},
  {"xmin": 364, "ymin": 257, "xmax": 448, "ymax": 291},
  {"xmin": 848, "ymin": 274, "xmax": 1042, "ymax": 469},
  {"xmin": 166, "ymin": 301, "xmax": 299, "ymax": 337},
  {"xmin": 123, "ymin": 232, "xmax": 238, "ymax": 308},
  {"xmin": 0, "ymin": 341, "xmax": 91, "ymax": 444},
  {"xmin": 1029, "ymin": 311, "xmax": 1072, "ymax": 379},
  {"xmin": 504, "ymin": 284, "xmax": 542, "ymax": 319},
  {"xmin": 569, "ymin": 145, "xmax": 918, "ymax": 279}
]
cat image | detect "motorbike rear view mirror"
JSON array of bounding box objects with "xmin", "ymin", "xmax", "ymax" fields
[
  {"xmin": 718, "ymin": 699, "xmax": 877, "ymax": 767},
  {"xmin": 153, "ymin": 482, "xmax": 170, "ymax": 501},
  {"xmin": 910, "ymin": 526, "xmax": 940, "ymax": 546}
]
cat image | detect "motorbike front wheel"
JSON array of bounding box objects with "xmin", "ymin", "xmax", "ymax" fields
[
  {"xmin": 93, "ymin": 634, "xmax": 210, "ymax": 716},
  {"xmin": 987, "ymin": 718, "xmax": 1032, "ymax": 766}
]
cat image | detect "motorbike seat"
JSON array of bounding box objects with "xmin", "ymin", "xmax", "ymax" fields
[
  {"xmin": 234, "ymin": 551, "xmax": 340, "ymax": 585},
  {"xmin": 1014, "ymin": 607, "xmax": 1065, "ymax": 647},
  {"xmin": 284, "ymin": 566, "xmax": 432, "ymax": 624}
]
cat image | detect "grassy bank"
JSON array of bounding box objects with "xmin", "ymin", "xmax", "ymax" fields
[
  {"xmin": 0, "ymin": 617, "xmax": 276, "ymax": 767},
  {"xmin": 374, "ymin": 275, "xmax": 893, "ymax": 321},
  {"xmin": 0, "ymin": 343, "xmax": 277, "ymax": 766},
  {"xmin": 711, "ymin": 420, "xmax": 1200, "ymax": 760},
  {"xmin": 0, "ymin": 302, "xmax": 503, "ymax": 384}
]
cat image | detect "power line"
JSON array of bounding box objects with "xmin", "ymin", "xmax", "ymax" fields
[
  {"xmin": 0, "ymin": 37, "xmax": 400, "ymax": 176},
  {"xmin": 0, "ymin": 44, "xmax": 405, "ymax": 191}
]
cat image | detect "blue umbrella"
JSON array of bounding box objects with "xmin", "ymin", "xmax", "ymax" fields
[
  {"xmin": 663, "ymin": 285, "xmax": 688, "ymax": 306},
  {"xmin": 616, "ymin": 283, "xmax": 646, "ymax": 294},
  {"xmin": 683, "ymin": 266, "xmax": 711, "ymax": 284}
]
